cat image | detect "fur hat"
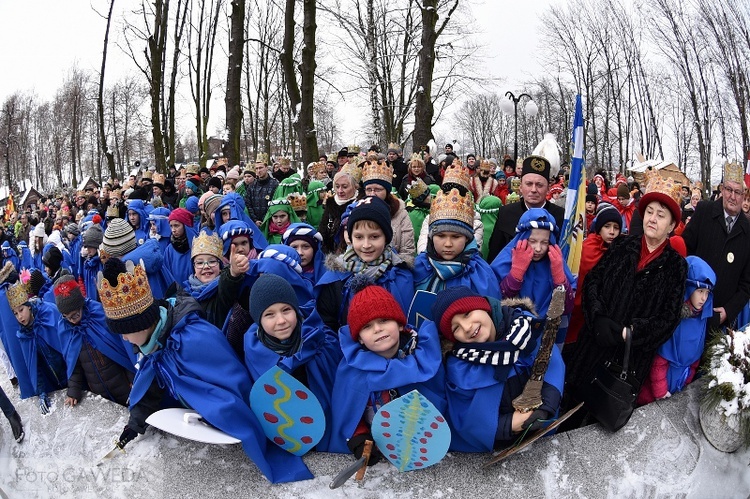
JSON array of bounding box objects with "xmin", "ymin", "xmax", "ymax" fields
[
  {"xmin": 53, "ymin": 275, "xmax": 85, "ymax": 315},
  {"xmin": 249, "ymin": 273, "xmax": 299, "ymax": 324},
  {"xmin": 347, "ymin": 285, "xmax": 406, "ymax": 341},
  {"xmin": 100, "ymin": 218, "xmax": 137, "ymax": 258},
  {"xmin": 28, "ymin": 269, "xmax": 47, "ymax": 298},
  {"xmin": 431, "ymin": 286, "xmax": 491, "ymax": 342},
  {"xmin": 347, "ymin": 196, "xmax": 393, "ymax": 244},
  {"xmin": 98, "ymin": 258, "xmax": 160, "ymax": 335}
]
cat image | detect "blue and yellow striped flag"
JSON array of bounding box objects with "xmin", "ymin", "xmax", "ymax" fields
[{"xmin": 559, "ymin": 95, "xmax": 586, "ymax": 276}]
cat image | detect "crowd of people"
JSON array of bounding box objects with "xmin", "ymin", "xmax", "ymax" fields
[{"xmin": 0, "ymin": 139, "xmax": 748, "ymax": 484}]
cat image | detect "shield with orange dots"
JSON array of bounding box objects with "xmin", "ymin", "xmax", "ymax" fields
[
  {"xmin": 250, "ymin": 365, "xmax": 325, "ymax": 456},
  {"xmin": 371, "ymin": 390, "xmax": 451, "ymax": 471}
]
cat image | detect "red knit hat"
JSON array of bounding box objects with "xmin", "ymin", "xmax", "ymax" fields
[
  {"xmin": 431, "ymin": 286, "xmax": 492, "ymax": 342},
  {"xmin": 347, "ymin": 286, "xmax": 406, "ymax": 341},
  {"xmin": 168, "ymin": 208, "xmax": 194, "ymax": 228}
]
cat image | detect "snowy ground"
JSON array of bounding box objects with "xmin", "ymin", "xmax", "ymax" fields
[{"xmin": 0, "ymin": 376, "xmax": 748, "ymax": 498}]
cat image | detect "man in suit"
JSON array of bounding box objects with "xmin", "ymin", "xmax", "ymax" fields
[
  {"xmin": 487, "ymin": 155, "xmax": 565, "ymax": 262},
  {"xmin": 682, "ymin": 161, "xmax": 750, "ymax": 328}
]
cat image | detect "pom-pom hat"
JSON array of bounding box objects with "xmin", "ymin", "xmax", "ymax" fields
[
  {"xmin": 346, "ymin": 196, "xmax": 393, "ymax": 244},
  {"xmin": 54, "ymin": 275, "xmax": 85, "ymax": 315}
]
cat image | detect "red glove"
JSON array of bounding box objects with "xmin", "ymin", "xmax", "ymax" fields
[
  {"xmin": 548, "ymin": 244, "xmax": 566, "ymax": 286},
  {"xmin": 510, "ymin": 240, "xmax": 534, "ymax": 281}
]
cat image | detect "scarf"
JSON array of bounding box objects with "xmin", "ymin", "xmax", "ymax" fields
[
  {"xmin": 171, "ymin": 234, "xmax": 190, "ymax": 253},
  {"xmin": 335, "ymin": 193, "xmax": 358, "ymax": 206},
  {"xmin": 187, "ymin": 274, "xmax": 212, "ymax": 293},
  {"xmin": 637, "ymin": 236, "xmax": 668, "ymax": 272},
  {"xmin": 450, "ymin": 339, "xmax": 522, "ymax": 382},
  {"xmin": 421, "ymin": 239, "xmax": 478, "ymax": 292},
  {"xmin": 258, "ymin": 318, "xmax": 302, "ymax": 356},
  {"xmin": 269, "ymin": 220, "xmax": 291, "ymax": 235},
  {"xmin": 341, "ymin": 245, "xmax": 394, "ymax": 282}
]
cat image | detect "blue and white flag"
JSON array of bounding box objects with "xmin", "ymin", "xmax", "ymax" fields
[{"xmin": 560, "ymin": 95, "xmax": 586, "ymax": 276}]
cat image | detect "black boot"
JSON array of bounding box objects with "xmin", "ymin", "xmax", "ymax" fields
[
  {"xmin": 10, "ymin": 377, "xmax": 18, "ymax": 388},
  {"xmin": 8, "ymin": 410, "xmax": 24, "ymax": 443}
]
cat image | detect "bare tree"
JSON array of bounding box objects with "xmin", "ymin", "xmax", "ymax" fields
[
  {"xmin": 97, "ymin": 0, "xmax": 118, "ymax": 181},
  {"xmin": 225, "ymin": 0, "xmax": 243, "ymax": 166}
]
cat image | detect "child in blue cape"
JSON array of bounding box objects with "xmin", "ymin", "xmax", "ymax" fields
[
  {"xmin": 163, "ymin": 208, "xmax": 199, "ymax": 285},
  {"xmin": 80, "ymin": 224, "xmax": 104, "ymax": 301},
  {"xmin": 1, "ymin": 241, "xmax": 20, "ymax": 271},
  {"xmin": 328, "ymin": 285, "xmax": 446, "ymax": 464},
  {"xmin": 638, "ymin": 256, "xmax": 715, "ymax": 404},
  {"xmin": 213, "ymin": 192, "xmax": 269, "ymax": 250},
  {"xmin": 126, "ymin": 199, "xmax": 150, "ymax": 244},
  {"xmin": 315, "ymin": 196, "xmax": 415, "ymax": 333},
  {"xmin": 491, "ymin": 208, "xmax": 576, "ymax": 345},
  {"xmin": 54, "ymin": 276, "xmax": 136, "ymax": 407},
  {"xmin": 252, "ymin": 245, "xmax": 315, "ymax": 311},
  {"xmin": 17, "ymin": 241, "xmax": 33, "ymax": 271},
  {"xmin": 282, "ymin": 223, "xmax": 326, "ymax": 285},
  {"xmin": 413, "ymin": 187, "xmax": 500, "ymax": 297},
  {"xmin": 6, "ymin": 280, "xmax": 69, "ymax": 415},
  {"xmin": 244, "ymin": 274, "xmax": 341, "ymax": 451},
  {"xmin": 148, "ymin": 207, "xmax": 172, "ymax": 253},
  {"xmin": 99, "ymin": 257, "xmax": 312, "ymax": 484},
  {"xmin": 430, "ymin": 286, "xmax": 565, "ymax": 452}
]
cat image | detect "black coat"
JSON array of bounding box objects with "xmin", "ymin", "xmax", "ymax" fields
[
  {"xmin": 487, "ymin": 199, "xmax": 565, "ymax": 262},
  {"xmin": 563, "ymin": 235, "xmax": 686, "ymax": 399},
  {"xmin": 681, "ymin": 199, "xmax": 750, "ymax": 327},
  {"xmin": 318, "ymin": 197, "xmax": 350, "ymax": 255},
  {"xmin": 67, "ymin": 340, "xmax": 135, "ymax": 406}
]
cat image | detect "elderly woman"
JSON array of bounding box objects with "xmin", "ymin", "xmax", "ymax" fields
[
  {"xmin": 318, "ymin": 163, "xmax": 361, "ymax": 254},
  {"xmin": 561, "ymin": 171, "xmax": 687, "ymax": 428}
]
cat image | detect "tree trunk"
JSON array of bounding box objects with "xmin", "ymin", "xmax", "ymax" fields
[
  {"xmin": 98, "ymin": 0, "xmax": 117, "ymax": 180},
  {"xmin": 226, "ymin": 0, "xmax": 244, "ymax": 167},
  {"xmin": 148, "ymin": 0, "xmax": 170, "ymax": 172}
]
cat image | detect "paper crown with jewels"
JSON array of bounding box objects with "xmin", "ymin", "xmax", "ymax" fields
[
  {"xmin": 639, "ymin": 168, "xmax": 683, "ymax": 223},
  {"xmin": 152, "ymin": 173, "xmax": 166, "ymax": 185},
  {"xmin": 288, "ymin": 192, "xmax": 308, "ymax": 212},
  {"xmin": 430, "ymin": 187, "xmax": 474, "ymax": 228},
  {"xmin": 441, "ymin": 160, "xmax": 471, "ymax": 194},
  {"xmin": 407, "ymin": 177, "xmax": 431, "ymax": 204},
  {"xmin": 361, "ymin": 157, "xmax": 394, "ymax": 187},
  {"xmin": 409, "ymin": 152, "xmax": 423, "ymax": 163},
  {"xmin": 6, "ymin": 280, "xmax": 31, "ymax": 310},
  {"xmin": 307, "ymin": 161, "xmax": 327, "ymax": 177},
  {"xmin": 335, "ymin": 161, "xmax": 363, "ymax": 185},
  {"xmin": 723, "ymin": 160, "xmax": 744, "ymax": 185},
  {"xmin": 185, "ymin": 163, "xmax": 200, "ymax": 175},
  {"xmin": 255, "ymin": 152, "xmax": 269, "ymax": 165},
  {"xmin": 479, "ymin": 160, "xmax": 493, "ymax": 173},
  {"xmin": 97, "ymin": 260, "xmax": 154, "ymax": 321},
  {"xmin": 348, "ymin": 145, "xmax": 361, "ymax": 155},
  {"xmin": 191, "ymin": 231, "xmax": 224, "ymax": 260}
]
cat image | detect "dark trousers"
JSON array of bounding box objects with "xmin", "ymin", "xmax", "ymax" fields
[{"xmin": 0, "ymin": 386, "xmax": 16, "ymax": 418}]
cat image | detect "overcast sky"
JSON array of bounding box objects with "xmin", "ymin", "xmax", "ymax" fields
[{"xmin": 0, "ymin": 0, "xmax": 553, "ymax": 144}]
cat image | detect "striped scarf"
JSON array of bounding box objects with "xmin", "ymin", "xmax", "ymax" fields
[
  {"xmin": 342, "ymin": 245, "xmax": 394, "ymax": 282},
  {"xmin": 421, "ymin": 239, "xmax": 478, "ymax": 292}
]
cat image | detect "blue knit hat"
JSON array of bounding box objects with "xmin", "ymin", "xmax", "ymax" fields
[
  {"xmin": 346, "ymin": 196, "xmax": 393, "ymax": 244},
  {"xmin": 249, "ymin": 273, "xmax": 299, "ymax": 324},
  {"xmin": 430, "ymin": 286, "xmax": 491, "ymax": 341},
  {"xmin": 185, "ymin": 196, "xmax": 199, "ymax": 215},
  {"xmin": 219, "ymin": 220, "xmax": 254, "ymax": 256},
  {"xmin": 592, "ymin": 202, "xmax": 622, "ymax": 234}
]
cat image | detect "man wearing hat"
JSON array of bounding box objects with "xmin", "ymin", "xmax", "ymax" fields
[
  {"xmin": 336, "ymin": 147, "xmax": 349, "ymax": 169},
  {"xmin": 486, "ymin": 154, "xmax": 565, "ymax": 262},
  {"xmin": 682, "ymin": 161, "xmax": 750, "ymax": 328}
]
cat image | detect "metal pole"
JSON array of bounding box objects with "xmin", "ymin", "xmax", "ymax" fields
[{"xmin": 505, "ymin": 91, "xmax": 533, "ymax": 162}]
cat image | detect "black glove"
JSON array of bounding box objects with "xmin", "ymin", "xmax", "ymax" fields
[
  {"xmin": 593, "ymin": 316, "xmax": 625, "ymax": 347},
  {"xmin": 521, "ymin": 409, "xmax": 552, "ymax": 433},
  {"xmin": 347, "ymin": 433, "xmax": 382, "ymax": 466},
  {"xmin": 116, "ymin": 426, "xmax": 139, "ymax": 450}
]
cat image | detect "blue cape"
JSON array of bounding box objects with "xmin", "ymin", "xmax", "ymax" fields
[
  {"xmin": 16, "ymin": 300, "xmax": 69, "ymax": 397},
  {"xmin": 122, "ymin": 239, "xmax": 175, "ymax": 300},
  {"xmin": 68, "ymin": 235, "xmax": 83, "ymax": 279},
  {"xmin": 18, "ymin": 243, "xmax": 33, "ymax": 270},
  {"xmin": 414, "ymin": 251, "xmax": 501, "ymax": 298},
  {"xmin": 327, "ymin": 322, "xmax": 446, "ymax": 454},
  {"xmin": 127, "ymin": 200, "xmax": 151, "ymax": 241},
  {"xmin": 0, "ymin": 285, "xmax": 35, "ymax": 397},
  {"xmin": 250, "ymin": 245, "xmax": 315, "ymax": 314},
  {"xmin": 1, "ymin": 245, "xmax": 20, "ymax": 271},
  {"xmin": 82, "ymin": 255, "xmax": 103, "ymax": 301},
  {"xmin": 282, "ymin": 222, "xmax": 326, "ymax": 285},
  {"xmin": 214, "ymin": 193, "xmax": 268, "ymax": 250},
  {"xmin": 129, "ymin": 307, "xmax": 312, "ymax": 483},
  {"xmin": 61, "ymin": 299, "xmax": 136, "ymax": 380},
  {"xmin": 244, "ymin": 309, "xmax": 341, "ymax": 451},
  {"xmin": 163, "ymin": 224, "xmax": 198, "ymax": 285}
]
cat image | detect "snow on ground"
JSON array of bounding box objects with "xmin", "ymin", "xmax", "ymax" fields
[{"xmin": 0, "ymin": 376, "xmax": 748, "ymax": 498}]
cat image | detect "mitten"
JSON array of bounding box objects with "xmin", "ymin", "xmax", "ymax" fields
[
  {"xmin": 547, "ymin": 245, "xmax": 566, "ymax": 285},
  {"xmin": 116, "ymin": 426, "xmax": 139, "ymax": 450},
  {"xmin": 504, "ymin": 316, "xmax": 532, "ymax": 350},
  {"xmin": 521, "ymin": 409, "xmax": 552, "ymax": 433},
  {"xmin": 510, "ymin": 239, "xmax": 534, "ymax": 281},
  {"xmin": 347, "ymin": 433, "xmax": 382, "ymax": 466}
]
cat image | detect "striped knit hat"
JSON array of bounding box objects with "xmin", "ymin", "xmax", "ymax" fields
[{"xmin": 100, "ymin": 218, "xmax": 137, "ymax": 258}]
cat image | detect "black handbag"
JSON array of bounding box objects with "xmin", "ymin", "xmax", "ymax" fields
[{"xmin": 581, "ymin": 327, "xmax": 639, "ymax": 432}]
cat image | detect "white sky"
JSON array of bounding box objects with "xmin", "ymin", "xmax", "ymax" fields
[{"xmin": 0, "ymin": 0, "xmax": 552, "ymax": 142}]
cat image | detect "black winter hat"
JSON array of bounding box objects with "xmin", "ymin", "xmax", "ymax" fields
[
  {"xmin": 249, "ymin": 273, "xmax": 299, "ymax": 324},
  {"xmin": 42, "ymin": 246, "xmax": 63, "ymax": 274},
  {"xmin": 346, "ymin": 196, "xmax": 393, "ymax": 245},
  {"xmin": 593, "ymin": 203, "xmax": 622, "ymax": 234},
  {"xmin": 53, "ymin": 275, "xmax": 86, "ymax": 316},
  {"xmin": 28, "ymin": 269, "xmax": 48, "ymax": 297},
  {"xmin": 208, "ymin": 176, "xmax": 223, "ymax": 191}
]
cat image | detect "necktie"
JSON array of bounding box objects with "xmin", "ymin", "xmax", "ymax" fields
[{"xmin": 726, "ymin": 215, "xmax": 734, "ymax": 233}]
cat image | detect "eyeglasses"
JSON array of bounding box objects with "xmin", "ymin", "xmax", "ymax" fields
[
  {"xmin": 194, "ymin": 259, "xmax": 220, "ymax": 269},
  {"xmin": 723, "ymin": 186, "xmax": 745, "ymax": 197},
  {"xmin": 63, "ymin": 309, "xmax": 82, "ymax": 323}
]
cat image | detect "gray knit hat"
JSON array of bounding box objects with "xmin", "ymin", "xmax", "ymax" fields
[
  {"xmin": 53, "ymin": 275, "xmax": 86, "ymax": 316},
  {"xmin": 203, "ymin": 194, "xmax": 224, "ymax": 218},
  {"xmin": 100, "ymin": 218, "xmax": 137, "ymax": 257},
  {"xmin": 83, "ymin": 224, "xmax": 104, "ymax": 249}
]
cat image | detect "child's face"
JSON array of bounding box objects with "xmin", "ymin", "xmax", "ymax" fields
[
  {"xmin": 169, "ymin": 221, "xmax": 185, "ymax": 238},
  {"xmin": 449, "ymin": 309, "xmax": 496, "ymax": 343},
  {"xmin": 13, "ymin": 304, "xmax": 32, "ymax": 327},
  {"xmin": 123, "ymin": 325, "xmax": 154, "ymax": 347},
  {"xmin": 527, "ymin": 229, "xmax": 550, "ymax": 261},
  {"xmin": 193, "ymin": 255, "xmax": 221, "ymax": 283},
  {"xmin": 221, "ymin": 208, "xmax": 232, "ymax": 223},
  {"xmin": 260, "ymin": 303, "xmax": 298, "ymax": 341},
  {"xmin": 272, "ymin": 211, "xmax": 289, "ymax": 226},
  {"xmin": 743, "ymin": 198, "xmax": 750, "ymax": 214},
  {"xmin": 599, "ymin": 221, "xmax": 620, "ymax": 244},
  {"xmin": 62, "ymin": 308, "xmax": 83, "ymax": 326},
  {"xmin": 690, "ymin": 288, "xmax": 710, "ymax": 311},
  {"xmin": 128, "ymin": 211, "xmax": 140, "ymax": 227},
  {"xmin": 351, "ymin": 222, "xmax": 386, "ymax": 263},
  {"xmin": 86, "ymin": 246, "xmax": 98, "ymax": 258},
  {"xmin": 358, "ymin": 319, "xmax": 402, "ymax": 358},
  {"xmin": 289, "ymin": 240, "xmax": 314, "ymax": 267},
  {"xmin": 585, "ymin": 201, "xmax": 596, "ymax": 214},
  {"xmin": 433, "ymin": 232, "xmax": 468, "ymax": 261},
  {"xmin": 296, "ymin": 210, "xmax": 307, "ymax": 222}
]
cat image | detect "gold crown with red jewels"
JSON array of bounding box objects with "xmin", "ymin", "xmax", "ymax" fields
[
  {"xmin": 361, "ymin": 157, "xmax": 394, "ymax": 184},
  {"xmin": 191, "ymin": 232, "xmax": 224, "ymax": 260},
  {"xmin": 97, "ymin": 261, "xmax": 154, "ymax": 321},
  {"xmin": 430, "ymin": 188, "xmax": 474, "ymax": 227},
  {"xmin": 288, "ymin": 192, "xmax": 308, "ymax": 212},
  {"xmin": 441, "ymin": 161, "xmax": 471, "ymax": 192},
  {"xmin": 643, "ymin": 168, "xmax": 682, "ymax": 205}
]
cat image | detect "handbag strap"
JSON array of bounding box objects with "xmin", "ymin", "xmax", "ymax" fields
[{"xmin": 620, "ymin": 327, "xmax": 632, "ymax": 378}]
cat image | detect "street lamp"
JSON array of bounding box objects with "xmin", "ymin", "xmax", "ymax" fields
[{"xmin": 499, "ymin": 92, "xmax": 538, "ymax": 161}]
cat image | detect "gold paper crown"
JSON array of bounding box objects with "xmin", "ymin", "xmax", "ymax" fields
[
  {"xmin": 479, "ymin": 160, "xmax": 492, "ymax": 172},
  {"xmin": 97, "ymin": 261, "xmax": 154, "ymax": 321},
  {"xmin": 388, "ymin": 142, "xmax": 400, "ymax": 152},
  {"xmin": 6, "ymin": 281, "xmax": 30, "ymax": 310},
  {"xmin": 191, "ymin": 232, "xmax": 224, "ymax": 260},
  {"xmin": 349, "ymin": 155, "xmax": 363, "ymax": 167},
  {"xmin": 724, "ymin": 161, "xmax": 744, "ymax": 185},
  {"xmin": 348, "ymin": 145, "xmax": 360, "ymax": 154},
  {"xmin": 510, "ymin": 177, "xmax": 522, "ymax": 193},
  {"xmin": 366, "ymin": 151, "xmax": 379, "ymax": 162},
  {"xmin": 643, "ymin": 169, "xmax": 682, "ymax": 206},
  {"xmin": 288, "ymin": 192, "xmax": 308, "ymax": 212},
  {"xmin": 430, "ymin": 188, "xmax": 474, "ymax": 227},
  {"xmin": 307, "ymin": 161, "xmax": 327, "ymax": 177},
  {"xmin": 153, "ymin": 173, "xmax": 166, "ymax": 185},
  {"xmin": 186, "ymin": 162, "xmax": 200, "ymax": 175},
  {"xmin": 441, "ymin": 162, "xmax": 471, "ymax": 192},
  {"xmin": 336, "ymin": 161, "xmax": 363, "ymax": 184},
  {"xmin": 216, "ymin": 157, "xmax": 229, "ymax": 167},
  {"xmin": 361, "ymin": 159, "xmax": 394, "ymax": 185},
  {"xmin": 106, "ymin": 205, "xmax": 120, "ymax": 219},
  {"xmin": 255, "ymin": 152, "xmax": 269, "ymax": 165},
  {"xmin": 142, "ymin": 171, "xmax": 153, "ymax": 180},
  {"xmin": 279, "ymin": 157, "xmax": 292, "ymax": 167},
  {"xmin": 409, "ymin": 152, "xmax": 423, "ymax": 163},
  {"xmin": 407, "ymin": 178, "xmax": 430, "ymax": 202}
]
